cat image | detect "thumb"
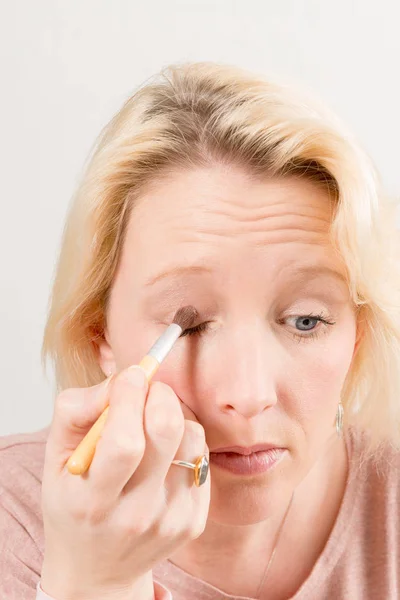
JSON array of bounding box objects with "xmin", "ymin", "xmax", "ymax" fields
[{"xmin": 45, "ymin": 376, "xmax": 112, "ymax": 472}]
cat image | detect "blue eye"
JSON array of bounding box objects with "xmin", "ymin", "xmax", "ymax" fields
[
  {"xmin": 284, "ymin": 313, "xmax": 336, "ymax": 340},
  {"xmin": 295, "ymin": 316, "xmax": 319, "ymax": 331}
]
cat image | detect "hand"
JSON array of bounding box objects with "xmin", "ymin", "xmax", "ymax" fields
[{"xmin": 40, "ymin": 366, "xmax": 210, "ymax": 600}]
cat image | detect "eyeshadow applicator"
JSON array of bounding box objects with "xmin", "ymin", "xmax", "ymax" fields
[{"xmin": 67, "ymin": 305, "xmax": 198, "ymax": 475}]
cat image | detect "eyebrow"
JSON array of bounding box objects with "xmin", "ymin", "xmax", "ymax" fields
[
  {"xmin": 287, "ymin": 266, "xmax": 348, "ymax": 285},
  {"xmin": 144, "ymin": 265, "xmax": 213, "ymax": 288},
  {"xmin": 144, "ymin": 263, "xmax": 348, "ymax": 289}
]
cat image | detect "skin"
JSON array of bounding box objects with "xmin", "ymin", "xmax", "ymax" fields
[{"xmin": 98, "ymin": 164, "xmax": 359, "ymax": 597}]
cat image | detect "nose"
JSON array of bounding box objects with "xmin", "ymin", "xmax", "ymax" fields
[{"xmin": 215, "ymin": 324, "xmax": 279, "ymax": 419}]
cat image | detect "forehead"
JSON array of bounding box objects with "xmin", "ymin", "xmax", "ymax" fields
[{"xmin": 121, "ymin": 165, "xmax": 341, "ymax": 282}]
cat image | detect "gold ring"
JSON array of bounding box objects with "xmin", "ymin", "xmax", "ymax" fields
[{"xmin": 171, "ymin": 455, "xmax": 209, "ymax": 487}]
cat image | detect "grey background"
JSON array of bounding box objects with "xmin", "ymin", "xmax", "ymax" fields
[{"xmin": 1, "ymin": 0, "xmax": 399, "ymax": 436}]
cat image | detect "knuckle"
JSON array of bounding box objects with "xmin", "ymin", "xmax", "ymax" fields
[
  {"xmin": 70, "ymin": 499, "xmax": 109, "ymax": 526},
  {"xmin": 112, "ymin": 369, "xmax": 145, "ymax": 393},
  {"xmin": 54, "ymin": 385, "xmax": 108, "ymax": 430},
  {"xmin": 149, "ymin": 410, "xmax": 184, "ymax": 441},
  {"xmin": 117, "ymin": 514, "xmax": 152, "ymax": 538},
  {"xmin": 165, "ymin": 500, "xmax": 206, "ymax": 541},
  {"xmin": 154, "ymin": 504, "xmax": 197, "ymax": 543},
  {"xmin": 111, "ymin": 433, "xmax": 146, "ymax": 462},
  {"xmin": 55, "ymin": 388, "xmax": 79, "ymax": 412},
  {"xmin": 108, "ymin": 374, "xmax": 129, "ymax": 400},
  {"xmin": 155, "ymin": 517, "xmax": 187, "ymax": 542},
  {"xmin": 185, "ymin": 420, "xmax": 205, "ymax": 442},
  {"xmin": 87, "ymin": 506, "xmax": 108, "ymax": 526},
  {"xmin": 150, "ymin": 381, "xmax": 177, "ymax": 404},
  {"xmin": 69, "ymin": 504, "xmax": 87, "ymax": 522},
  {"xmin": 167, "ymin": 410, "xmax": 185, "ymax": 436},
  {"xmin": 147, "ymin": 383, "xmax": 184, "ymax": 440},
  {"xmin": 132, "ymin": 518, "xmax": 152, "ymax": 537},
  {"xmin": 54, "ymin": 388, "xmax": 88, "ymax": 425}
]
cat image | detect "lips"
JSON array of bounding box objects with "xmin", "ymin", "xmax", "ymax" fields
[
  {"xmin": 209, "ymin": 444, "xmax": 286, "ymax": 476},
  {"xmin": 211, "ymin": 443, "xmax": 284, "ymax": 455}
]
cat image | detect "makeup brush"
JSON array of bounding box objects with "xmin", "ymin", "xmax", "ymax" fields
[{"xmin": 67, "ymin": 305, "xmax": 198, "ymax": 475}]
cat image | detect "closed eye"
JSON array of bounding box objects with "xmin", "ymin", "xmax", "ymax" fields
[{"xmin": 180, "ymin": 322, "xmax": 210, "ymax": 337}]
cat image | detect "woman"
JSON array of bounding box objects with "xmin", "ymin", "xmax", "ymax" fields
[{"xmin": 0, "ymin": 62, "xmax": 399, "ymax": 600}]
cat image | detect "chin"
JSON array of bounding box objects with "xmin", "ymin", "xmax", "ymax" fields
[{"xmin": 207, "ymin": 468, "xmax": 292, "ymax": 526}]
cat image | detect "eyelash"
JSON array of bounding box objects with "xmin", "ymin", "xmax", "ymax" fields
[
  {"xmin": 181, "ymin": 313, "xmax": 336, "ymax": 341},
  {"xmin": 282, "ymin": 312, "xmax": 336, "ymax": 343},
  {"xmin": 180, "ymin": 322, "xmax": 210, "ymax": 338}
]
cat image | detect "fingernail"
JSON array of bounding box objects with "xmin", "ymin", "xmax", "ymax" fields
[{"xmin": 126, "ymin": 365, "xmax": 147, "ymax": 388}]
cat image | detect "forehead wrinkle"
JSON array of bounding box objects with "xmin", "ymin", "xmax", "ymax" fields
[
  {"xmin": 131, "ymin": 175, "xmax": 333, "ymax": 250},
  {"xmin": 174, "ymin": 231, "xmax": 330, "ymax": 248},
  {"xmin": 197, "ymin": 201, "xmax": 332, "ymax": 223},
  {"xmin": 166, "ymin": 214, "xmax": 331, "ymax": 247},
  {"xmin": 162, "ymin": 200, "xmax": 331, "ymax": 238},
  {"xmin": 169, "ymin": 200, "xmax": 331, "ymax": 227},
  {"xmin": 127, "ymin": 175, "xmax": 337, "ymax": 285}
]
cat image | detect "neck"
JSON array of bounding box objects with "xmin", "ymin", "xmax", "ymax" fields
[{"xmin": 169, "ymin": 433, "xmax": 349, "ymax": 598}]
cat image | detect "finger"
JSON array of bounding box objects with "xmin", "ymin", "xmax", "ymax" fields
[
  {"xmin": 122, "ymin": 381, "xmax": 185, "ymax": 494},
  {"xmin": 46, "ymin": 377, "xmax": 112, "ymax": 473},
  {"xmin": 166, "ymin": 419, "xmax": 211, "ymax": 536},
  {"xmin": 175, "ymin": 396, "xmax": 210, "ymax": 491},
  {"xmin": 178, "ymin": 397, "xmax": 200, "ymax": 422},
  {"xmin": 168, "ymin": 419, "xmax": 209, "ymax": 493},
  {"xmin": 87, "ymin": 366, "xmax": 149, "ymax": 497}
]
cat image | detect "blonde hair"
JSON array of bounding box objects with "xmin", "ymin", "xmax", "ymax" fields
[{"xmin": 42, "ymin": 62, "xmax": 400, "ymax": 454}]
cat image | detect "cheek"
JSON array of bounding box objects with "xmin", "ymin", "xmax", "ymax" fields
[
  {"xmin": 285, "ymin": 327, "xmax": 356, "ymax": 424},
  {"xmin": 152, "ymin": 341, "xmax": 209, "ymax": 406},
  {"xmin": 107, "ymin": 315, "xmax": 162, "ymax": 371}
]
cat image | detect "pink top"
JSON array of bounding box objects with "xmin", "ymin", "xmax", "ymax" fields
[
  {"xmin": 36, "ymin": 581, "xmax": 171, "ymax": 599},
  {"xmin": 0, "ymin": 426, "xmax": 399, "ymax": 599}
]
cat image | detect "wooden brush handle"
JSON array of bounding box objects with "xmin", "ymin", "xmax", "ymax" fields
[{"xmin": 66, "ymin": 355, "xmax": 159, "ymax": 475}]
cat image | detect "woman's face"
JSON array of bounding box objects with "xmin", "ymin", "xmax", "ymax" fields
[{"xmin": 99, "ymin": 165, "xmax": 358, "ymax": 525}]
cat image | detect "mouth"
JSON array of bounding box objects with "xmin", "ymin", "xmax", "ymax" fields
[{"xmin": 209, "ymin": 444, "xmax": 287, "ymax": 476}]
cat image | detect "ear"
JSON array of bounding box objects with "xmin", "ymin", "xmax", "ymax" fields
[{"xmin": 96, "ymin": 327, "xmax": 117, "ymax": 377}]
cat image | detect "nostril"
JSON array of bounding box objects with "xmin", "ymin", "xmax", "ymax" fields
[{"xmin": 221, "ymin": 398, "xmax": 275, "ymax": 419}]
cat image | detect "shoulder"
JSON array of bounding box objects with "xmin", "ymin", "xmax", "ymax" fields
[
  {"xmin": 347, "ymin": 427, "xmax": 400, "ymax": 527},
  {"xmin": 0, "ymin": 428, "xmax": 48, "ymax": 495},
  {"xmin": 0, "ymin": 427, "xmax": 49, "ymax": 455},
  {"xmin": 0, "ymin": 429, "xmax": 48, "ymax": 581},
  {"xmin": 0, "ymin": 428, "xmax": 48, "ymax": 596},
  {"xmin": 0, "ymin": 428, "xmax": 48, "ymax": 528}
]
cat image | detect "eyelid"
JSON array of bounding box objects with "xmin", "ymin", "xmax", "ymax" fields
[
  {"xmin": 280, "ymin": 303, "xmax": 336, "ymax": 318},
  {"xmin": 278, "ymin": 294, "xmax": 346, "ymax": 313},
  {"xmin": 180, "ymin": 321, "xmax": 210, "ymax": 337},
  {"xmin": 284, "ymin": 311, "xmax": 335, "ymax": 323}
]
